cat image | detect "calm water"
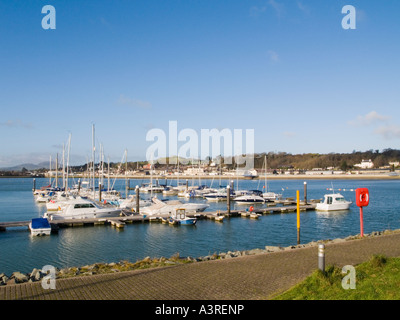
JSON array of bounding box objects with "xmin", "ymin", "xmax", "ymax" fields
[{"xmin": 0, "ymin": 177, "xmax": 399, "ymax": 275}]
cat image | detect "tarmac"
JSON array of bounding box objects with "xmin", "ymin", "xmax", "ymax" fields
[{"xmin": 2, "ymin": 231, "xmax": 400, "ymax": 301}]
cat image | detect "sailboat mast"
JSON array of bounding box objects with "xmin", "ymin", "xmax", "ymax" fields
[
  {"xmin": 92, "ymin": 124, "xmax": 95, "ymax": 200},
  {"xmin": 49, "ymin": 155, "xmax": 52, "ymax": 186},
  {"xmin": 55, "ymin": 153, "xmax": 58, "ymax": 188},
  {"xmin": 108, "ymin": 157, "xmax": 110, "ymax": 193},
  {"xmin": 62, "ymin": 143, "xmax": 65, "ymax": 190},
  {"xmin": 65, "ymin": 134, "xmax": 71, "ymax": 192}
]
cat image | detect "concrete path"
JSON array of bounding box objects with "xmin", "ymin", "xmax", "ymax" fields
[{"xmin": 2, "ymin": 232, "xmax": 400, "ymax": 300}]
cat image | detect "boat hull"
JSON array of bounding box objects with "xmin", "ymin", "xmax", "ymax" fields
[
  {"xmin": 45, "ymin": 210, "xmax": 121, "ymax": 220},
  {"xmin": 315, "ymin": 203, "xmax": 352, "ymax": 211}
]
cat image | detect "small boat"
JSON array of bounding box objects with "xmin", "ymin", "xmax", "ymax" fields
[
  {"xmin": 316, "ymin": 193, "xmax": 352, "ymax": 211},
  {"xmin": 162, "ymin": 186, "xmax": 177, "ymax": 196},
  {"xmin": 43, "ymin": 197, "xmax": 122, "ymax": 220},
  {"xmin": 262, "ymin": 191, "xmax": 282, "ymax": 202},
  {"xmin": 204, "ymin": 193, "xmax": 227, "ymax": 201},
  {"xmin": 140, "ymin": 198, "xmax": 208, "ymax": 216},
  {"xmin": 169, "ymin": 208, "xmax": 197, "ymax": 225},
  {"xmin": 139, "ymin": 183, "xmax": 164, "ymax": 193},
  {"xmin": 29, "ymin": 218, "xmax": 52, "ymax": 236},
  {"xmin": 203, "ymin": 187, "xmax": 230, "ymax": 201},
  {"xmin": 233, "ymin": 191, "xmax": 265, "ymax": 204}
]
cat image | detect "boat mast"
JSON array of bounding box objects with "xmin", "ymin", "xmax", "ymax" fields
[
  {"xmin": 62, "ymin": 143, "xmax": 65, "ymax": 191},
  {"xmin": 55, "ymin": 153, "xmax": 58, "ymax": 188},
  {"xmin": 66, "ymin": 133, "xmax": 71, "ymax": 193},
  {"xmin": 150, "ymin": 155, "xmax": 153, "ymax": 199},
  {"xmin": 177, "ymin": 155, "xmax": 179, "ymax": 188},
  {"xmin": 92, "ymin": 124, "xmax": 95, "ymax": 200},
  {"xmin": 108, "ymin": 156, "xmax": 110, "ymax": 193},
  {"xmin": 49, "ymin": 155, "xmax": 52, "ymax": 186},
  {"xmin": 264, "ymin": 154, "xmax": 267, "ymax": 193}
]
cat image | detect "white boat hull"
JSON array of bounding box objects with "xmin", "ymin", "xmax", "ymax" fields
[
  {"xmin": 29, "ymin": 224, "xmax": 51, "ymax": 236},
  {"xmin": 315, "ymin": 203, "xmax": 352, "ymax": 211},
  {"xmin": 46, "ymin": 210, "xmax": 121, "ymax": 220},
  {"xmin": 315, "ymin": 193, "xmax": 352, "ymax": 211}
]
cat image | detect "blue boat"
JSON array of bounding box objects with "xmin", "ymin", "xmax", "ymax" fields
[
  {"xmin": 29, "ymin": 218, "xmax": 52, "ymax": 236},
  {"xmin": 169, "ymin": 209, "xmax": 197, "ymax": 225}
]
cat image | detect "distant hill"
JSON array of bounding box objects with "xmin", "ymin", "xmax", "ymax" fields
[
  {"xmin": 1, "ymin": 149, "xmax": 399, "ymax": 172},
  {"xmin": 0, "ymin": 162, "xmax": 49, "ymax": 171}
]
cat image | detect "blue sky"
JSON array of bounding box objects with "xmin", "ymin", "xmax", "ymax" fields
[{"xmin": 1, "ymin": 0, "xmax": 400, "ymax": 166}]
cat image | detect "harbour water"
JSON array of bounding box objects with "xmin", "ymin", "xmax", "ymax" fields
[{"xmin": 0, "ymin": 177, "xmax": 399, "ymax": 275}]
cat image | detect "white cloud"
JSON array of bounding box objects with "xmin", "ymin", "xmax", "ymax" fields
[
  {"xmin": 374, "ymin": 125, "xmax": 400, "ymax": 140},
  {"xmin": 267, "ymin": 50, "xmax": 280, "ymax": 63},
  {"xmin": 0, "ymin": 119, "xmax": 33, "ymax": 129},
  {"xmin": 296, "ymin": 1, "xmax": 310, "ymax": 15},
  {"xmin": 348, "ymin": 111, "xmax": 390, "ymax": 127},
  {"xmin": 116, "ymin": 94, "xmax": 152, "ymax": 109},
  {"xmin": 268, "ymin": 0, "xmax": 284, "ymax": 18},
  {"xmin": 249, "ymin": 6, "xmax": 267, "ymax": 17},
  {"xmin": 283, "ymin": 131, "xmax": 296, "ymax": 138}
]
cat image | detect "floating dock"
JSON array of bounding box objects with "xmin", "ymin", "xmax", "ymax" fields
[{"xmin": 0, "ymin": 203, "xmax": 316, "ymax": 232}]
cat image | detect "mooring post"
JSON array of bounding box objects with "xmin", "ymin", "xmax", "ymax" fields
[
  {"xmin": 227, "ymin": 185, "xmax": 231, "ymax": 215},
  {"xmin": 318, "ymin": 244, "xmax": 325, "ymax": 272},
  {"xmin": 126, "ymin": 178, "xmax": 130, "ymax": 198},
  {"xmin": 99, "ymin": 183, "xmax": 102, "ymax": 202},
  {"xmin": 297, "ymin": 190, "xmax": 300, "ymax": 244},
  {"xmin": 32, "ymin": 178, "xmax": 36, "ymax": 192},
  {"xmin": 304, "ymin": 181, "xmax": 307, "ymax": 204},
  {"xmin": 135, "ymin": 185, "xmax": 140, "ymax": 213},
  {"xmin": 77, "ymin": 179, "xmax": 81, "ymax": 194}
]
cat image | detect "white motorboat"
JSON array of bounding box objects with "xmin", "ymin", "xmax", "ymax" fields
[
  {"xmin": 140, "ymin": 197, "xmax": 209, "ymax": 216},
  {"xmin": 139, "ymin": 183, "xmax": 164, "ymax": 193},
  {"xmin": 29, "ymin": 218, "xmax": 52, "ymax": 236},
  {"xmin": 315, "ymin": 193, "xmax": 352, "ymax": 211},
  {"xmin": 203, "ymin": 187, "xmax": 230, "ymax": 201},
  {"xmin": 116, "ymin": 195, "xmax": 152, "ymax": 210},
  {"xmin": 43, "ymin": 197, "xmax": 122, "ymax": 220},
  {"xmin": 162, "ymin": 186, "xmax": 177, "ymax": 196},
  {"xmin": 262, "ymin": 191, "xmax": 282, "ymax": 202},
  {"xmin": 203, "ymin": 193, "xmax": 227, "ymax": 201},
  {"xmin": 234, "ymin": 193, "xmax": 265, "ymax": 204}
]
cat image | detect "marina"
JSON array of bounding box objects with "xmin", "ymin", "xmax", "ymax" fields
[{"xmin": 1, "ymin": 177, "xmax": 400, "ymax": 276}]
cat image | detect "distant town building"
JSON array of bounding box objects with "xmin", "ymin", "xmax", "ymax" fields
[
  {"xmin": 184, "ymin": 167, "xmax": 204, "ymax": 175},
  {"xmin": 354, "ymin": 159, "xmax": 374, "ymax": 169}
]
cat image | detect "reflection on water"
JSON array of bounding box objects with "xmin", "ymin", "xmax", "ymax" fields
[{"xmin": 1, "ymin": 178, "xmax": 400, "ymax": 275}]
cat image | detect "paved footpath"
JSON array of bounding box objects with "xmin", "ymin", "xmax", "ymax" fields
[{"xmin": 2, "ymin": 232, "xmax": 400, "ymax": 300}]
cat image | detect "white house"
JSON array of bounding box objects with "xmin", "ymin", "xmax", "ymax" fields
[{"xmin": 354, "ymin": 159, "xmax": 374, "ymax": 169}]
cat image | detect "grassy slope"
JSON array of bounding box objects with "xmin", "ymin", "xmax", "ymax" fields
[{"xmin": 274, "ymin": 255, "xmax": 400, "ymax": 300}]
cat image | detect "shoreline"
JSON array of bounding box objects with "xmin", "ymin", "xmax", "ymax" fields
[
  {"xmin": 2, "ymin": 174, "xmax": 400, "ymax": 180},
  {"xmin": 2, "ymin": 228, "xmax": 399, "ymax": 286}
]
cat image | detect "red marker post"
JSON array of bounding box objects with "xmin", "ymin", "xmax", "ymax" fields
[{"xmin": 355, "ymin": 188, "xmax": 369, "ymax": 237}]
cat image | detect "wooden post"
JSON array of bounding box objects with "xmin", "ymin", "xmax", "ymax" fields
[
  {"xmin": 297, "ymin": 190, "xmax": 300, "ymax": 244},
  {"xmin": 99, "ymin": 183, "xmax": 102, "ymax": 202},
  {"xmin": 126, "ymin": 178, "xmax": 130, "ymax": 198},
  {"xmin": 77, "ymin": 179, "xmax": 81, "ymax": 194},
  {"xmin": 304, "ymin": 181, "xmax": 307, "ymax": 204},
  {"xmin": 135, "ymin": 185, "xmax": 140, "ymax": 214},
  {"xmin": 227, "ymin": 185, "xmax": 231, "ymax": 215},
  {"xmin": 32, "ymin": 178, "xmax": 36, "ymax": 192}
]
